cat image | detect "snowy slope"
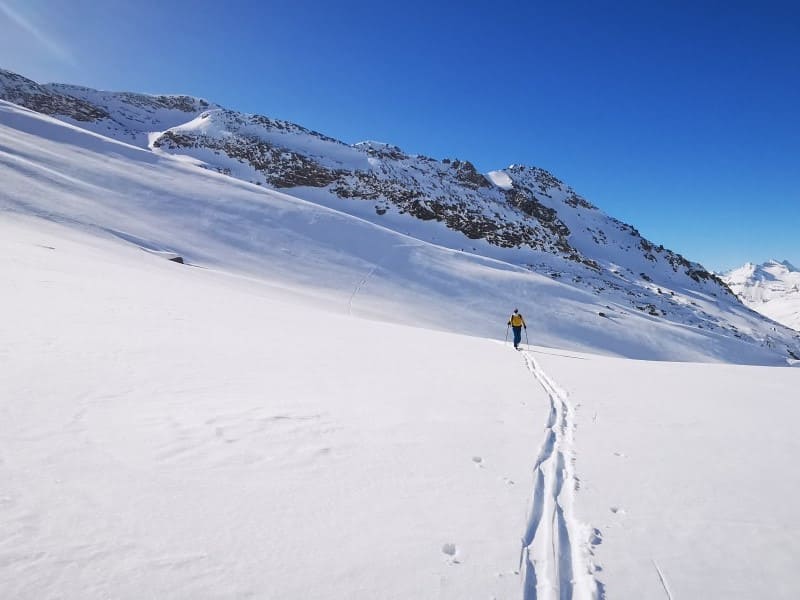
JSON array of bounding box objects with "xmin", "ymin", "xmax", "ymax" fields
[
  {"xmin": 6, "ymin": 67, "xmax": 796, "ymax": 366},
  {"xmin": 0, "ymin": 214, "xmax": 552, "ymax": 600},
  {"xmin": 3, "ymin": 213, "xmax": 799, "ymax": 600},
  {"xmin": 723, "ymin": 260, "xmax": 800, "ymax": 331},
  {"xmin": 0, "ymin": 68, "xmax": 213, "ymax": 148},
  {"xmin": 1, "ymin": 99, "xmax": 798, "ymax": 364},
  {"xmin": 44, "ymin": 82, "xmax": 215, "ymax": 147},
  {"xmin": 539, "ymin": 351, "xmax": 800, "ymax": 599},
  {"xmin": 2, "ymin": 80, "xmax": 800, "ymax": 600}
]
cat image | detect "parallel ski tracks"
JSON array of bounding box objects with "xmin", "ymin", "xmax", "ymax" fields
[{"xmin": 520, "ymin": 351, "xmax": 602, "ymax": 600}]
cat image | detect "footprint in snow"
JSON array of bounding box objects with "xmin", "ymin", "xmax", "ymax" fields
[
  {"xmin": 472, "ymin": 456, "xmax": 484, "ymax": 468},
  {"xmin": 610, "ymin": 506, "xmax": 626, "ymax": 515},
  {"xmin": 441, "ymin": 543, "xmax": 460, "ymax": 563}
]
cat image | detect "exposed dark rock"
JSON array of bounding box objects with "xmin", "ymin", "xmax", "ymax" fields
[
  {"xmin": 564, "ymin": 192, "xmax": 596, "ymax": 210},
  {"xmin": 0, "ymin": 70, "xmax": 109, "ymax": 122},
  {"xmin": 0, "ymin": 67, "xmax": 745, "ymax": 314},
  {"xmin": 451, "ymin": 159, "xmax": 491, "ymax": 189},
  {"xmin": 504, "ymin": 188, "xmax": 569, "ymax": 236},
  {"xmin": 155, "ymin": 131, "xmax": 344, "ymax": 188}
]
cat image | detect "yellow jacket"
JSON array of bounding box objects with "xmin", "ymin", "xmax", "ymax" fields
[{"xmin": 509, "ymin": 313, "xmax": 525, "ymax": 327}]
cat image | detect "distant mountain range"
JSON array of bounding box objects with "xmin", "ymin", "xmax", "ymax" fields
[
  {"xmin": 723, "ymin": 260, "xmax": 800, "ymax": 331},
  {"xmin": 2, "ymin": 66, "xmax": 799, "ymax": 362}
]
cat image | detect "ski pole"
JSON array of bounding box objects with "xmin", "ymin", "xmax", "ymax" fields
[
  {"xmin": 524, "ymin": 328, "xmax": 529, "ymax": 347},
  {"xmin": 505, "ymin": 324, "xmax": 510, "ymax": 344}
]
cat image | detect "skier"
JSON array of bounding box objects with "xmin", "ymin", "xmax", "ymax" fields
[{"xmin": 507, "ymin": 308, "xmax": 527, "ymax": 350}]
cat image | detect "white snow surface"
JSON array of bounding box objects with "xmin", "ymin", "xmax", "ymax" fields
[
  {"xmin": 723, "ymin": 260, "xmax": 800, "ymax": 331},
  {"xmin": 4, "ymin": 214, "xmax": 799, "ymax": 599},
  {"xmin": 1, "ymin": 215, "xmax": 545, "ymax": 599},
  {"xmin": 3, "ymin": 68, "xmax": 800, "ymax": 363},
  {"xmin": 487, "ymin": 170, "xmax": 514, "ymax": 190},
  {"xmin": 1, "ymin": 100, "xmax": 796, "ymax": 365},
  {"xmin": 2, "ymin": 98, "xmax": 800, "ymax": 599}
]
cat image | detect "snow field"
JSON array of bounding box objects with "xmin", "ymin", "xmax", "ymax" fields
[
  {"xmin": 7, "ymin": 215, "xmax": 797, "ymax": 598},
  {"xmin": 536, "ymin": 351, "xmax": 800, "ymax": 599},
  {"xmin": 1, "ymin": 215, "xmax": 559, "ymax": 599},
  {"xmin": 0, "ymin": 100, "xmax": 792, "ymax": 366},
  {"xmin": 2, "ymin": 95, "xmax": 800, "ymax": 599}
]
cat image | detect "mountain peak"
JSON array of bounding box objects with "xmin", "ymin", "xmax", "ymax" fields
[
  {"xmin": 755, "ymin": 259, "xmax": 798, "ymax": 275},
  {"xmin": 722, "ymin": 260, "xmax": 800, "ymax": 331}
]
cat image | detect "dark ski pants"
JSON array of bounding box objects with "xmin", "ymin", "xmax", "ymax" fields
[{"xmin": 512, "ymin": 326, "xmax": 522, "ymax": 347}]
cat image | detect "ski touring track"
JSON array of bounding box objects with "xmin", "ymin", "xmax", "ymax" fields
[
  {"xmin": 347, "ymin": 266, "xmax": 377, "ymax": 315},
  {"xmin": 519, "ymin": 350, "xmax": 603, "ymax": 600}
]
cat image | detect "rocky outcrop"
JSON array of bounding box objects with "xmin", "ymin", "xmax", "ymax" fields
[
  {"xmin": 0, "ymin": 67, "xmax": 729, "ymax": 303},
  {"xmin": 154, "ymin": 130, "xmax": 345, "ymax": 188},
  {"xmin": 0, "ymin": 69, "xmax": 109, "ymax": 122},
  {"xmin": 5, "ymin": 67, "xmax": 798, "ymax": 359}
]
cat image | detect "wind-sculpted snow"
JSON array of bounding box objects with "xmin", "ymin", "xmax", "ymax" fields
[{"xmin": 1, "ymin": 99, "xmax": 799, "ymax": 364}]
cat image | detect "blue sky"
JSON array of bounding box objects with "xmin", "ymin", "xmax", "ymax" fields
[{"xmin": 1, "ymin": 0, "xmax": 798, "ymax": 271}]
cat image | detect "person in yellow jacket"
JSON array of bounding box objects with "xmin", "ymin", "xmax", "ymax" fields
[{"xmin": 507, "ymin": 308, "xmax": 527, "ymax": 349}]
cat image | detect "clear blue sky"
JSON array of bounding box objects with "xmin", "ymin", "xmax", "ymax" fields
[{"xmin": 2, "ymin": 0, "xmax": 798, "ymax": 271}]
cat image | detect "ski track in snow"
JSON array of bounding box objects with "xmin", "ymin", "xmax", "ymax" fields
[
  {"xmin": 652, "ymin": 559, "xmax": 674, "ymax": 600},
  {"xmin": 519, "ymin": 350, "xmax": 602, "ymax": 600},
  {"xmin": 347, "ymin": 266, "xmax": 376, "ymax": 315}
]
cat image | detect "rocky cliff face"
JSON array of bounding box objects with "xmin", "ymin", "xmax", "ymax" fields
[
  {"xmin": 7, "ymin": 67, "xmax": 797, "ymax": 359},
  {"xmin": 0, "ymin": 69, "xmax": 109, "ymax": 122}
]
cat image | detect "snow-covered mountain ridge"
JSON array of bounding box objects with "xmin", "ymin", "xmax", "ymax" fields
[
  {"xmin": 2, "ymin": 68, "xmax": 799, "ymax": 363},
  {"xmin": 723, "ymin": 260, "xmax": 800, "ymax": 331},
  {"xmin": 3, "ymin": 72, "xmax": 800, "ymax": 600},
  {"xmin": 0, "ymin": 69, "xmax": 213, "ymax": 147},
  {"xmin": 0, "ymin": 68, "xmax": 722, "ymax": 278}
]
